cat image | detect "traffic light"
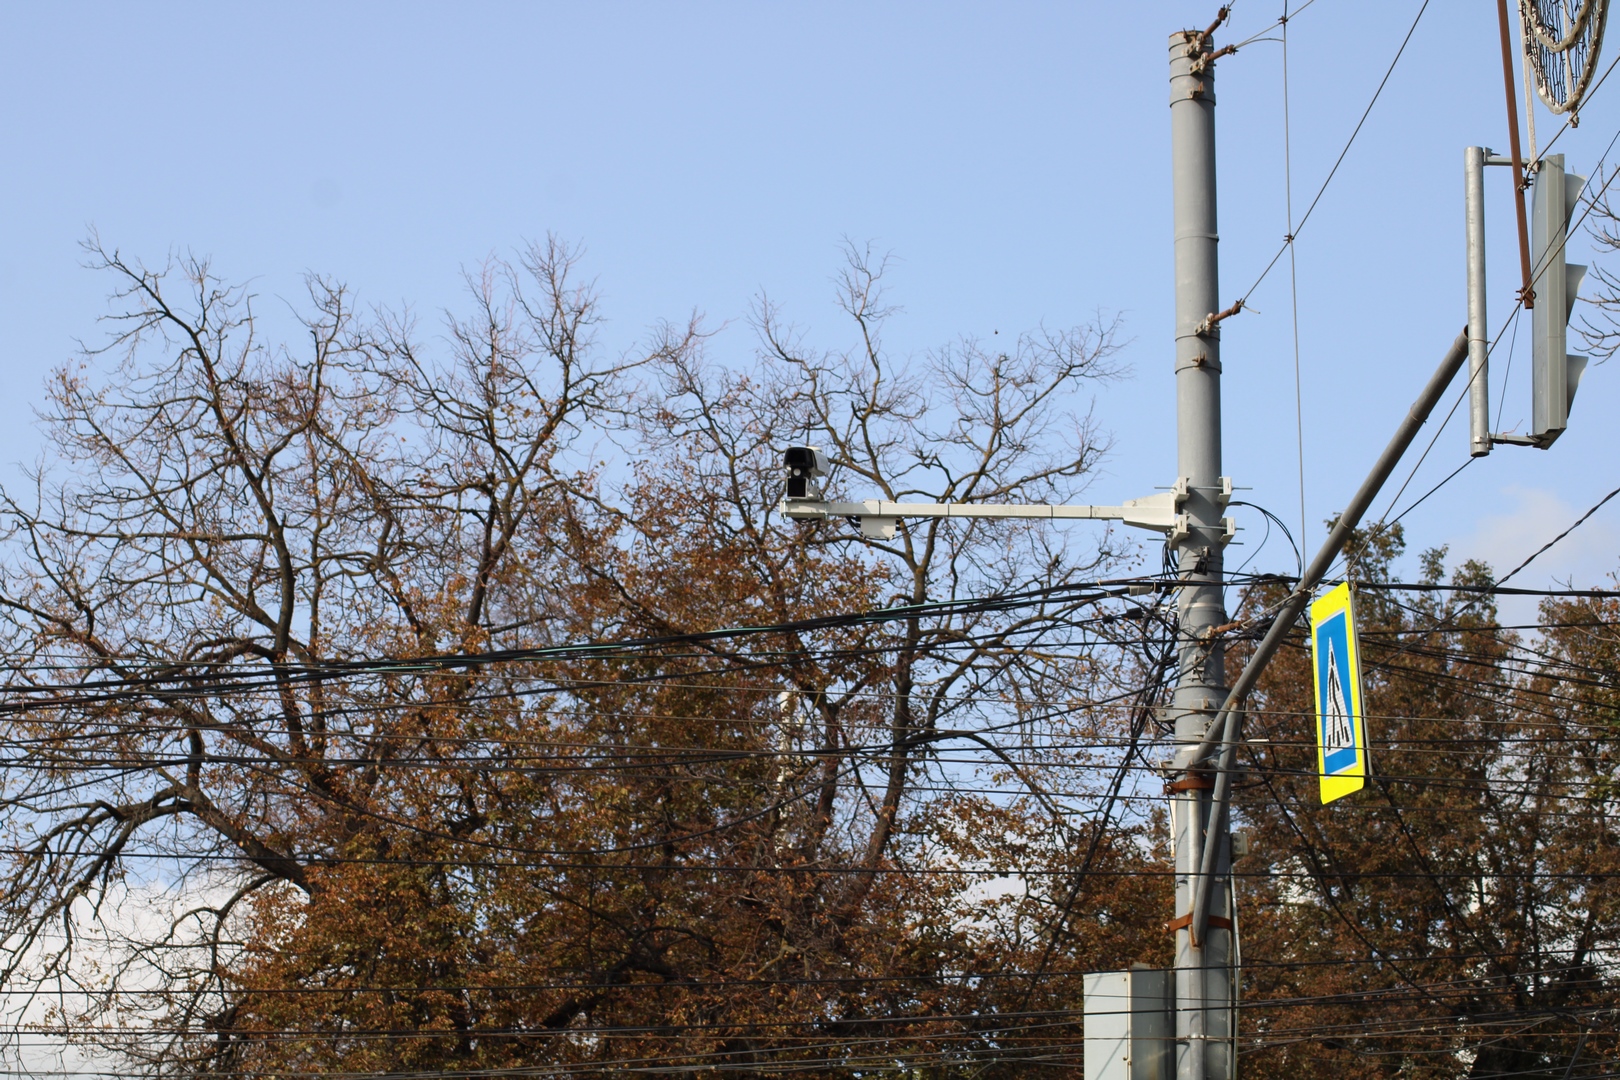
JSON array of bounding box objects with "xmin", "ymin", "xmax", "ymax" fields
[{"xmin": 1530, "ymin": 153, "xmax": 1588, "ymax": 447}]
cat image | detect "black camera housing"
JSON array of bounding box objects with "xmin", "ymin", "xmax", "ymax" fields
[{"xmin": 783, "ymin": 446, "xmax": 827, "ymax": 499}]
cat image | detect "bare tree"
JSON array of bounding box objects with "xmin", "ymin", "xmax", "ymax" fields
[
  {"xmin": 0, "ymin": 238, "xmax": 1165, "ymax": 1077},
  {"xmin": 626, "ymin": 243, "xmax": 1142, "ymax": 923},
  {"xmin": 0, "ymin": 235, "xmax": 672, "ymax": 1068},
  {"xmin": 1580, "ymin": 165, "xmax": 1620, "ymax": 363}
]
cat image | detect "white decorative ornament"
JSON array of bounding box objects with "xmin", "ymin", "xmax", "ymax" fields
[{"xmin": 1521, "ymin": 0, "xmax": 1611, "ymax": 115}]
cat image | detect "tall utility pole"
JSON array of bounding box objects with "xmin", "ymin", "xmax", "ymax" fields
[
  {"xmin": 1168, "ymin": 27, "xmax": 1233, "ymax": 1080},
  {"xmin": 787, "ymin": 21, "xmax": 1485, "ymax": 1080},
  {"xmin": 786, "ymin": 17, "xmax": 1545, "ymax": 1080}
]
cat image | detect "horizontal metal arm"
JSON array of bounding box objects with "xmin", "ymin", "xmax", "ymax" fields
[{"xmin": 780, "ymin": 491, "xmax": 1180, "ymax": 534}]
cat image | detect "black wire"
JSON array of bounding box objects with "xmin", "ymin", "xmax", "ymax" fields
[
  {"xmin": 1229, "ymin": 499, "xmax": 1303, "ymax": 577},
  {"xmin": 1235, "ymin": 0, "xmax": 1432, "ymax": 307}
]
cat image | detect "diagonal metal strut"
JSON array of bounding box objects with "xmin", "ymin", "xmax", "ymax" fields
[{"xmin": 1186, "ymin": 330, "xmax": 1467, "ymax": 946}]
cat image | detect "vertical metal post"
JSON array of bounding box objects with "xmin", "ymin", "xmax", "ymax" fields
[
  {"xmin": 1496, "ymin": 0, "xmax": 1536, "ymax": 308},
  {"xmin": 1169, "ymin": 30, "xmax": 1232, "ymax": 1080},
  {"xmin": 1466, "ymin": 146, "xmax": 1492, "ymax": 457}
]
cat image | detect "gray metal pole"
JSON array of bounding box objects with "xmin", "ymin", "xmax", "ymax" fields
[
  {"xmin": 1169, "ymin": 30, "xmax": 1231, "ymax": 1080},
  {"xmin": 1467, "ymin": 146, "xmax": 1491, "ymax": 457}
]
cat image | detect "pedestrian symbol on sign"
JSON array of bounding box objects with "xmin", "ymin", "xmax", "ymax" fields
[{"xmin": 1322, "ymin": 638, "xmax": 1352, "ymax": 752}]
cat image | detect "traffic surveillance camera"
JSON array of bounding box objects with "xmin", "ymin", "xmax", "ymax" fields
[{"xmin": 782, "ymin": 446, "xmax": 827, "ymax": 500}]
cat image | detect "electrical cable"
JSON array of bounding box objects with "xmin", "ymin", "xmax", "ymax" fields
[
  {"xmin": 1235, "ymin": 0, "xmax": 1431, "ymax": 308},
  {"xmin": 1282, "ymin": 0, "xmax": 1309, "ymax": 553},
  {"xmin": 3, "ymin": 562, "xmax": 1617, "ymax": 1074}
]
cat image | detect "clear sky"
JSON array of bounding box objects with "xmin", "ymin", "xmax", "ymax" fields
[{"xmin": 2, "ymin": 1, "xmax": 1616, "ymax": 621}]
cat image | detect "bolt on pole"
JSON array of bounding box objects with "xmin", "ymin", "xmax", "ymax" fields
[{"xmin": 1168, "ymin": 27, "xmax": 1234, "ymax": 1080}]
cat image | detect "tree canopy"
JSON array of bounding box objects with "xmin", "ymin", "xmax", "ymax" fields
[{"xmin": 0, "ymin": 240, "xmax": 1614, "ymax": 1079}]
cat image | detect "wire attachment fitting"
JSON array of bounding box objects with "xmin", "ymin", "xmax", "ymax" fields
[
  {"xmin": 1196, "ymin": 299, "xmax": 1245, "ymax": 337},
  {"xmin": 1191, "ymin": 43, "xmax": 1238, "ymax": 73},
  {"xmin": 1187, "ymin": 4, "xmax": 1231, "ymax": 53}
]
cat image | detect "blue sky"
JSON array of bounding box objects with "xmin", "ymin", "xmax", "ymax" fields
[{"xmin": 1, "ymin": 1, "xmax": 1616, "ymax": 619}]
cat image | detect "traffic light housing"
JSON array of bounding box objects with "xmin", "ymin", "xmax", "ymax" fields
[{"xmin": 1530, "ymin": 153, "xmax": 1588, "ymax": 447}]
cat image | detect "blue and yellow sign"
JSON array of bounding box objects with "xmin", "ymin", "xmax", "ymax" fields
[{"xmin": 1310, "ymin": 582, "xmax": 1368, "ymax": 804}]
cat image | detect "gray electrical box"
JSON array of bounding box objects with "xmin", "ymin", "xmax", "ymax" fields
[{"xmin": 1083, "ymin": 967, "xmax": 1173, "ymax": 1080}]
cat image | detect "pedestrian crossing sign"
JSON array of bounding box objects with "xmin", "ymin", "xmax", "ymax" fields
[{"xmin": 1310, "ymin": 582, "xmax": 1368, "ymax": 804}]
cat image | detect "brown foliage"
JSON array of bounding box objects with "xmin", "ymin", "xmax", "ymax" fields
[
  {"xmin": 0, "ymin": 240, "xmax": 1174, "ymax": 1076},
  {"xmin": 4, "ymin": 238, "xmax": 1617, "ymax": 1080},
  {"xmin": 1233, "ymin": 530, "xmax": 1620, "ymax": 1079}
]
